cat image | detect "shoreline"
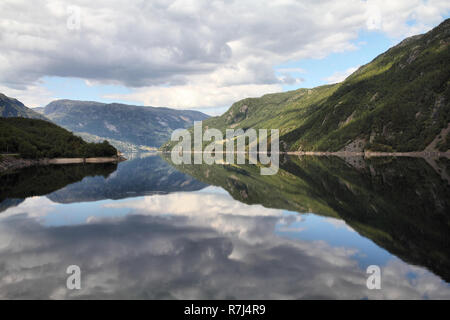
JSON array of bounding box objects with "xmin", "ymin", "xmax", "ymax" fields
[
  {"xmin": 0, "ymin": 155, "xmax": 127, "ymax": 173},
  {"xmin": 286, "ymin": 150, "xmax": 450, "ymax": 158},
  {"xmin": 158, "ymin": 150, "xmax": 450, "ymax": 158}
]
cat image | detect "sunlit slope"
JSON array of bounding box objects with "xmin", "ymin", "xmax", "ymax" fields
[{"xmin": 163, "ymin": 19, "xmax": 449, "ymax": 152}]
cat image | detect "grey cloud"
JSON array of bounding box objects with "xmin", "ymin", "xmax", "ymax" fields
[
  {"xmin": 0, "ymin": 0, "xmax": 235, "ymax": 88},
  {"xmin": 1, "ymin": 0, "xmax": 447, "ymax": 92},
  {"xmin": 0, "ymin": 0, "xmax": 401, "ymax": 89}
]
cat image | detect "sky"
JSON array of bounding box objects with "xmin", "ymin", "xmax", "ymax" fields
[{"xmin": 0, "ymin": 0, "xmax": 449, "ymax": 116}]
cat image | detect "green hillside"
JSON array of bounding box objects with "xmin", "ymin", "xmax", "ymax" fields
[
  {"xmin": 0, "ymin": 117, "xmax": 117, "ymax": 159},
  {"xmin": 162, "ymin": 18, "xmax": 450, "ymax": 152}
]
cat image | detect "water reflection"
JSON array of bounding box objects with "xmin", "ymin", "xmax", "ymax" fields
[
  {"xmin": 166, "ymin": 154, "xmax": 450, "ymax": 283},
  {"xmin": 0, "ymin": 154, "xmax": 449, "ymax": 299},
  {"xmin": 47, "ymin": 153, "xmax": 207, "ymax": 203},
  {"xmin": 0, "ymin": 163, "xmax": 117, "ymax": 213}
]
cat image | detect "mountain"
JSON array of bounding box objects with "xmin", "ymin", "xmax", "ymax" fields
[
  {"xmin": 33, "ymin": 107, "xmax": 45, "ymax": 114},
  {"xmin": 42, "ymin": 99, "xmax": 209, "ymax": 150},
  {"xmin": 162, "ymin": 18, "xmax": 450, "ymax": 153},
  {"xmin": 74, "ymin": 131, "xmax": 158, "ymax": 153},
  {"xmin": 0, "ymin": 93, "xmax": 48, "ymax": 120}
]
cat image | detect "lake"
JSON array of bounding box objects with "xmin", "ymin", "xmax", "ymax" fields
[{"xmin": 0, "ymin": 153, "xmax": 449, "ymax": 299}]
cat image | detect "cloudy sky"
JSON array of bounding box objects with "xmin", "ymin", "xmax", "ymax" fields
[{"xmin": 0, "ymin": 0, "xmax": 449, "ymax": 115}]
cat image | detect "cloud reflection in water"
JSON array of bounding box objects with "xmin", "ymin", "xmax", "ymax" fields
[{"xmin": 0, "ymin": 187, "xmax": 449, "ymax": 299}]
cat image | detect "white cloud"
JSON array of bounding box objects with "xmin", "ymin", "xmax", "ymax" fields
[
  {"xmin": 0, "ymin": 83, "xmax": 54, "ymax": 108},
  {"xmin": 0, "ymin": 196, "xmax": 57, "ymax": 220},
  {"xmin": 324, "ymin": 217, "xmax": 356, "ymax": 232},
  {"xmin": 104, "ymin": 83, "xmax": 283, "ymax": 109},
  {"xmin": 104, "ymin": 191, "xmax": 284, "ymax": 218},
  {"xmin": 0, "ymin": 0, "xmax": 448, "ymax": 108},
  {"xmin": 365, "ymin": 0, "xmax": 450, "ymax": 37},
  {"xmin": 103, "ymin": 191, "xmax": 285, "ymax": 239},
  {"xmin": 324, "ymin": 66, "xmax": 360, "ymax": 83},
  {"xmin": 275, "ymin": 67, "xmax": 306, "ymax": 74}
]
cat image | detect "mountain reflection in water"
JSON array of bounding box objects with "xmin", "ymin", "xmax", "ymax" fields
[{"xmin": 0, "ymin": 153, "xmax": 449, "ymax": 299}]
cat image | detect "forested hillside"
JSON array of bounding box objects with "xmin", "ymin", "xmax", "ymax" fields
[{"xmin": 0, "ymin": 118, "xmax": 117, "ymax": 159}]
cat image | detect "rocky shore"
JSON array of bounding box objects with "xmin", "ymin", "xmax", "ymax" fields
[{"xmin": 0, "ymin": 155, "xmax": 127, "ymax": 173}]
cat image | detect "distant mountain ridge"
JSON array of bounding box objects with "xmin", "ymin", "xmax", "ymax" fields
[
  {"xmin": 162, "ymin": 18, "xmax": 449, "ymax": 153},
  {"xmin": 0, "ymin": 93, "xmax": 48, "ymax": 120},
  {"xmin": 42, "ymin": 99, "xmax": 209, "ymax": 149}
]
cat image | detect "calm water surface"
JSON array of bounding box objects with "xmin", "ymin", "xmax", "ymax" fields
[{"xmin": 0, "ymin": 153, "xmax": 449, "ymax": 299}]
